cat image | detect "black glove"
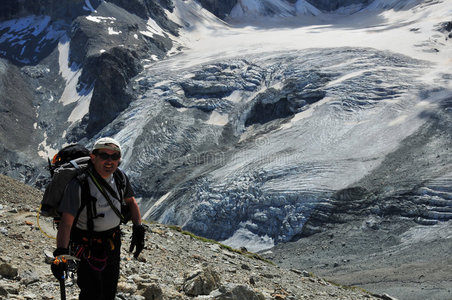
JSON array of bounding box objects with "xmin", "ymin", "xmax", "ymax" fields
[
  {"xmin": 51, "ymin": 256, "xmax": 68, "ymax": 281},
  {"xmin": 53, "ymin": 247, "xmax": 69, "ymax": 257},
  {"xmin": 129, "ymin": 224, "xmax": 145, "ymax": 258}
]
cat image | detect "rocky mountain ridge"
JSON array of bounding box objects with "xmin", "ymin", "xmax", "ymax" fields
[
  {"xmin": 0, "ymin": 0, "xmax": 180, "ymax": 173},
  {"xmin": 0, "ymin": 174, "xmax": 388, "ymax": 300}
]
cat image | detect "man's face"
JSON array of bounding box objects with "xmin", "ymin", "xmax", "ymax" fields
[{"xmin": 90, "ymin": 148, "xmax": 121, "ymax": 178}]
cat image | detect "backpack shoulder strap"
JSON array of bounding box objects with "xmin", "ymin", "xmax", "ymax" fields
[
  {"xmin": 69, "ymin": 172, "xmax": 97, "ymax": 251},
  {"xmin": 86, "ymin": 169, "xmax": 125, "ymax": 223},
  {"xmin": 71, "ymin": 173, "xmax": 95, "ymax": 232},
  {"xmin": 113, "ymin": 169, "xmax": 126, "ymax": 199}
]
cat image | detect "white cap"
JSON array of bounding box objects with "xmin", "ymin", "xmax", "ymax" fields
[{"xmin": 92, "ymin": 137, "xmax": 121, "ymax": 154}]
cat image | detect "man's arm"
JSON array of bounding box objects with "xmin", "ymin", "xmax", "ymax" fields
[
  {"xmin": 55, "ymin": 178, "xmax": 81, "ymax": 252},
  {"xmin": 125, "ymin": 196, "xmax": 145, "ymax": 258},
  {"xmin": 56, "ymin": 212, "xmax": 75, "ymax": 249},
  {"xmin": 125, "ymin": 196, "xmax": 142, "ymax": 225}
]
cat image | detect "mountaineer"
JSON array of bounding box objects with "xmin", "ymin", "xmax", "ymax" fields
[{"xmin": 52, "ymin": 137, "xmax": 145, "ymax": 299}]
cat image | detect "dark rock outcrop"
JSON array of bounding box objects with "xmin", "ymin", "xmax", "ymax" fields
[
  {"xmin": 0, "ymin": 16, "xmax": 69, "ymax": 65},
  {"xmin": 82, "ymin": 48, "xmax": 143, "ymax": 136},
  {"xmin": 305, "ymin": 0, "xmax": 372, "ymax": 11},
  {"xmin": 0, "ymin": 0, "xmax": 102, "ymax": 22},
  {"xmin": 108, "ymin": 0, "xmax": 179, "ymax": 36},
  {"xmin": 196, "ymin": 0, "xmax": 237, "ymax": 19},
  {"xmin": 244, "ymin": 78, "xmax": 326, "ymax": 127}
]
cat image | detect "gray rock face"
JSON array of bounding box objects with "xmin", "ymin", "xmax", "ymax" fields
[
  {"xmin": 0, "ymin": 60, "xmax": 36, "ymax": 151},
  {"xmin": 0, "ymin": 0, "xmax": 179, "ymax": 150},
  {"xmin": 66, "ymin": 1, "xmax": 178, "ymax": 137},
  {"xmin": 0, "ymin": 59, "xmax": 44, "ymax": 183}
]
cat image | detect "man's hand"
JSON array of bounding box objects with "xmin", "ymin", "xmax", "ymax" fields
[
  {"xmin": 53, "ymin": 247, "xmax": 69, "ymax": 257},
  {"xmin": 51, "ymin": 248, "xmax": 69, "ymax": 281},
  {"xmin": 129, "ymin": 224, "xmax": 145, "ymax": 258},
  {"xmin": 51, "ymin": 256, "xmax": 68, "ymax": 281}
]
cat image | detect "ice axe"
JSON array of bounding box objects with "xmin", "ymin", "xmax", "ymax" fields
[{"xmin": 51, "ymin": 255, "xmax": 80, "ymax": 300}]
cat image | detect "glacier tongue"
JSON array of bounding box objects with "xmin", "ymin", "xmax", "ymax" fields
[
  {"xmin": 92, "ymin": 0, "xmax": 452, "ymax": 250},
  {"xmin": 104, "ymin": 47, "xmax": 437, "ymax": 247}
]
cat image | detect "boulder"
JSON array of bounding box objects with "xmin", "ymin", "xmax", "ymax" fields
[
  {"xmin": 213, "ymin": 283, "xmax": 265, "ymax": 300},
  {"xmin": 142, "ymin": 283, "xmax": 163, "ymax": 300},
  {"xmin": 0, "ymin": 263, "xmax": 18, "ymax": 278},
  {"xmin": 183, "ymin": 266, "xmax": 221, "ymax": 296}
]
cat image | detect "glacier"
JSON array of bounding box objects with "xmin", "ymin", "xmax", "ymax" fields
[{"xmin": 86, "ymin": 0, "xmax": 452, "ymax": 251}]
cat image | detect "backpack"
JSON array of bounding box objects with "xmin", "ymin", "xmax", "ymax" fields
[
  {"xmin": 40, "ymin": 144, "xmax": 131, "ymax": 224},
  {"xmin": 41, "ymin": 144, "xmax": 91, "ymax": 218}
]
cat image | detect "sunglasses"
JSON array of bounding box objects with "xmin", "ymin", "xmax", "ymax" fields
[{"xmin": 96, "ymin": 152, "xmax": 121, "ymax": 161}]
